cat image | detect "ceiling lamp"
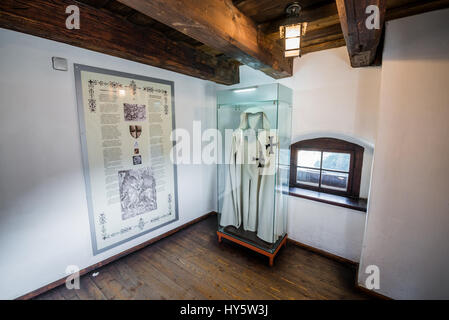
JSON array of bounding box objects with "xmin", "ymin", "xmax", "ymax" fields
[{"xmin": 279, "ymin": 2, "xmax": 307, "ymax": 58}]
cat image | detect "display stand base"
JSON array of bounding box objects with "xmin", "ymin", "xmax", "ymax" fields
[{"xmin": 217, "ymin": 231, "xmax": 287, "ymax": 266}]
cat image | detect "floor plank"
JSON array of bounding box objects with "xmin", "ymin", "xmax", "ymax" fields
[{"xmin": 34, "ymin": 216, "xmax": 369, "ymax": 300}]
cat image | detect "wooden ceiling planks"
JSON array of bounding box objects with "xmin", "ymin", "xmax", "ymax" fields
[
  {"xmin": 233, "ymin": 0, "xmax": 333, "ymax": 23},
  {"xmin": 76, "ymin": 0, "xmax": 111, "ymax": 8},
  {"xmin": 257, "ymin": 1, "xmax": 344, "ymax": 56},
  {"xmin": 0, "ymin": 0, "xmax": 240, "ymax": 84},
  {"xmin": 386, "ymin": 0, "xmax": 449, "ymax": 21},
  {"xmin": 81, "ymin": 0, "xmax": 449, "ymax": 72},
  {"xmin": 2, "ymin": 0, "xmax": 447, "ymax": 82},
  {"xmin": 76, "ymin": 0, "xmax": 449, "ymax": 72},
  {"xmin": 243, "ymin": 0, "xmax": 449, "ymax": 62},
  {"xmin": 118, "ymin": 0, "xmax": 293, "ymax": 79},
  {"xmin": 77, "ymin": 0, "xmax": 231, "ymax": 57}
]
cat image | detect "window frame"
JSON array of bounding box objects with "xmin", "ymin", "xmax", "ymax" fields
[{"xmin": 290, "ymin": 138, "xmax": 364, "ymax": 198}]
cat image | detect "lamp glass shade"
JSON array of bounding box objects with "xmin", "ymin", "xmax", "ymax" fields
[
  {"xmin": 285, "ymin": 37, "xmax": 300, "ymax": 50},
  {"xmin": 285, "ymin": 49, "xmax": 300, "ymax": 57},
  {"xmin": 285, "ymin": 24, "xmax": 301, "ymax": 38}
]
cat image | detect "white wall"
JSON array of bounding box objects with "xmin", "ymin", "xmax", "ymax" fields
[
  {"xmin": 220, "ymin": 47, "xmax": 381, "ymax": 262},
  {"xmin": 288, "ymin": 197, "xmax": 368, "ymax": 262},
  {"xmin": 288, "ymin": 48, "xmax": 380, "ymax": 262},
  {"xmin": 358, "ymin": 9, "xmax": 449, "ymax": 299},
  {"xmin": 0, "ymin": 28, "xmax": 217, "ymax": 300},
  {"xmin": 5, "ymin": 8, "xmax": 447, "ymax": 300}
]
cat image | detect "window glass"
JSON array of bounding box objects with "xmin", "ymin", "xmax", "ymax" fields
[
  {"xmin": 322, "ymin": 152, "xmax": 350, "ymax": 172},
  {"xmin": 320, "ymin": 170, "xmax": 349, "ymax": 191},
  {"xmin": 297, "ymin": 150, "xmax": 321, "ymax": 169},
  {"xmin": 296, "ymin": 167, "xmax": 320, "ymax": 187},
  {"xmin": 291, "ymin": 138, "xmax": 363, "ymax": 197}
]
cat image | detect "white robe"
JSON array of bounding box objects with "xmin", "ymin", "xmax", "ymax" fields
[{"xmin": 220, "ymin": 111, "xmax": 280, "ymax": 243}]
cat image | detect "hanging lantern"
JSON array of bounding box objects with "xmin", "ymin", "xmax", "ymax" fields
[{"xmin": 279, "ymin": 3, "xmax": 307, "ymax": 58}]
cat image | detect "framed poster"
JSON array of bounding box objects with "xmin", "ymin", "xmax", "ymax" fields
[{"xmin": 74, "ymin": 64, "xmax": 178, "ymax": 255}]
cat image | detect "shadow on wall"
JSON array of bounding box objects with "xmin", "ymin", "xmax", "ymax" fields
[{"xmin": 384, "ymin": 15, "xmax": 449, "ymax": 61}]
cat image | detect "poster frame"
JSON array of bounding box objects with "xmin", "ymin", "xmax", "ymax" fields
[{"xmin": 74, "ymin": 63, "xmax": 179, "ymax": 255}]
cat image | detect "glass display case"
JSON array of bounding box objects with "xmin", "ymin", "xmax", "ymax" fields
[{"xmin": 216, "ymin": 83, "xmax": 292, "ymax": 266}]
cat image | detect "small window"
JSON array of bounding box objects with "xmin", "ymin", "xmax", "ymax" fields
[{"xmin": 290, "ymin": 138, "xmax": 364, "ymax": 198}]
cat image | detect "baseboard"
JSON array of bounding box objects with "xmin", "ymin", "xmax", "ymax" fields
[
  {"xmin": 355, "ymin": 284, "xmax": 392, "ymax": 300},
  {"xmin": 287, "ymin": 238, "xmax": 393, "ymax": 300},
  {"xmin": 286, "ymin": 238, "xmax": 358, "ymax": 267},
  {"xmin": 16, "ymin": 211, "xmax": 217, "ymax": 300}
]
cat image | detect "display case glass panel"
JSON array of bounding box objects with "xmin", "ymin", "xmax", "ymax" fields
[{"xmin": 217, "ymin": 84, "xmax": 292, "ymax": 254}]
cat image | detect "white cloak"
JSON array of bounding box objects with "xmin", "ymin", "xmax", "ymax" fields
[{"xmin": 220, "ymin": 111, "xmax": 281, "ymax": 243}]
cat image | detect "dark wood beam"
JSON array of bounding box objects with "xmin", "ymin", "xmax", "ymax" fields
[
  {"xmin": 118, "ymin": 0, "xmax": 292, "ymax": 79},
  {"xmin": 386, "ymin": 0, "xmax": 449, "ymax": 21},
  {"xmin": 301, "ymin": 23, "xmax": 343, "ymax": 47},
  {"xmin": 260, "ymin": 2, "xmax": 339, "ymax": 35},
  {"xmin": 301, "ymin": 38, "xmax": 346, "ymax": 55},
  {"xmin": 336, "ymin": 0, "xmax": 386, "ymax": 67},
  {"xmin": 0, "ymin": 0, "xmax": 239, "ymax": 85},
  {"xmin": 78, "ymin": 0, "xmax": 111, "ymax": 8}
]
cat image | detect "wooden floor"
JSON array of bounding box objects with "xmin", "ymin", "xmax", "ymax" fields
[{"xmin": 35, "ymin": 216, "xmax": 369, "ymax": 300}]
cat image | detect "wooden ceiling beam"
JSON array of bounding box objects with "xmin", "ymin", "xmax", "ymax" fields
[
  {"xmin": 301, "ymin": 38, "xmax": 346, "ymax": 55},
  {"xmin": 118, "ymin": 0, "xmax": 292, "ymax": 79},
  {"xmin": 0, "ymin": 0, "xmax": 239, "ymax": 85},
  {"xmin": 336, "ymin": 0, "xmax": 386, "ymax": 67},
  {"xmin": 302, "ymin": 24, "xmax": 342, "ymax": 45},
  {"xmin": 260, "ymin": 2, "xmax": 339, "ymax": 35},
  {"xmin": 386, "ymin": 0, "xmax": 449, "ymax": 21},
  {"xmin": 242, "ymin": 0, "xmax": 447, "ymax": 60}
]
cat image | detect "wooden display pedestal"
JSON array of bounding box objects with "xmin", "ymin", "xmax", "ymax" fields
[{"xmin": 217, "ymin": 231, "xmax": 287, "ymax": 266}]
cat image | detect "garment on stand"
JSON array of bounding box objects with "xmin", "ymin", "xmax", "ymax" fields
[{"xmin": 220, "ymin": 110, "xmax": 280, "ymax": 243}]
